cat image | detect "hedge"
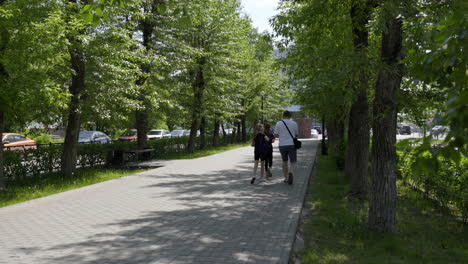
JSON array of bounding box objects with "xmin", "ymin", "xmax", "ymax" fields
[
  {"xmin": 397, "ymin": 143, "xmax": 468, "ymax": 222},
  {"xmin": 3, "ymin": 133, "xmax": 250, "ymax": 183}
]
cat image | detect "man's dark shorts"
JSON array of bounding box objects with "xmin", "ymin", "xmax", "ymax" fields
[
  {"xmin": 254, "ymin": 151, "xmax": 267, "ymax": 161},
  {"xmin": 279, "ymin": 145, "xmax": 297, "ymax": 163}
]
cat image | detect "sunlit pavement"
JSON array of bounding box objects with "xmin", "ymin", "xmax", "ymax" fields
[{"xmin": 0, "ymin": 139, "xmax": 319, "ymax": 264}]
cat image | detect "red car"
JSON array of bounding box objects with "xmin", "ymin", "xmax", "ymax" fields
[
  {"xmin": 118, "ymin": 129, "xmax": 148, "ymax": 142},
  {"xmin": 2, "ymin": 133, "xmax": 37, "ymax": 150}
]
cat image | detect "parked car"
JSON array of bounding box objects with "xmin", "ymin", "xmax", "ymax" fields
[
  {"xmin": 170, "ymin": 130, "xmax": 186, "ymax": 137},
  {"xmin": 183, "ymin": 130, "xmax": 200, "ymax": 137},
  {"xmin": 311, "ymin": 129, "xmax": 319, "ymax": 138},
  {"xmin": 78, "ymin": 131, "xmax": 111, "ymax": 144},
  {"xmin": 147, "ymin": 129, "xmax": 171, "ymax": 140},
  {"xmin": 399, "ymin": 125, "xmax": 412, "ymax": 135},
  {"xmin": 118, "ymin": 129, "xmax": 138, "ymax": 142},
  {"xmin": 2, "ymin": 133, "xmax": 37, "ymax": 150},
  {"xmin": 313, "ymin": 126, "xmax": 322, "ymax": 134}
]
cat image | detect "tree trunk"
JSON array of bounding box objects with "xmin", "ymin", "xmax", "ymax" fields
[
  {"xmin": 236, "ymin": 120, "xmax": 241, "ymax": 143},
  {"xmin": 136, "ymin": 106, "xmax": 149, "ymax": 149},
  {"xmin": 346, "ymin": 88, "xmax": 370, "ymax": 199},
  {"xmin": 213, "ymin": 118, "xmax": 220, "ymax": 146},
  {"xmin": 0, "ymin": 111, "xmax": 5, "ymax": 190},
  {"xmin": 345, "ymin": 1, "xmax": 372, "ymax": 200},
  {"xmin": 134, "ymin": 2, "xmax": 156, "ymax": 150},
  {"xmin": 327, "ymin": 114, "xmax": 345, "ymax": 156},
  {"xmin": 187, "ymin": 57, "xmax": 206, "ymax": 153},
  {"xmin": 241, "ymin": 115, "xmax": 247, "ymax": 141},
  {"xmin": 61, "ymin": 36, "xmax": 85, "ymax": 177},
  {"xmin": 221, "ymin": 124, "xmax": 227, "ymax": 144},
  {"xmin": 368, "ymin": 17, "xmax": 403, "ymax": 233},
  {"xmin": 199, "ymin": 116, "xmax": 206, "ymax": 149},
  {"xmin": 321, "ymin": 114, "xmax": 328, "ymax": 155}
]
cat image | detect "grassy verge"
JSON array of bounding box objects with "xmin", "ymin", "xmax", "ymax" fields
[
  {"xmin": 0, "ymin": 167, "xmax": 145, "ymax": 208},
  {"xmin": 301, "ymin": 154, "xmax": 467, "ymax": 264},
  {"xmin": 159, "ymin": 143, "xmax": 249, "ymax": 160}
]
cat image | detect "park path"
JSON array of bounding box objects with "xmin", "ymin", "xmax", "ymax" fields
[{"xmin": 0, "ymin": 139, "xmax": 318, "ymax": 264}]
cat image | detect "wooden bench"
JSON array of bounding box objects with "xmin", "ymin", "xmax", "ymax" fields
[{"xmin": 123, "ymin": 148, "xmax": 155, "ymax": 162}]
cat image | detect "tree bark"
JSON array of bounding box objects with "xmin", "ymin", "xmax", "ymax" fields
[
  {"xmin": 327, "ymin": 113, "xmax": 345, "ymax": 156},
  {"xmin": 213, "ymin": 118, "xmax": 220, "ymax": 146},
  {"xmin": 321, "ymin": 114, "xmax": 328, "ymax": 155},
  {"xmin": 187, "ymin": 57, "xmax": 206, "ymax": 152},
  {"xmin": 236, "ymin": 120, "xmax": 241, "ymax": 143},
  {"xmin": 345, "ymin": 1, "xmax": 372, "ymax": 200},
  {"xmin": 199, "ymin": 116, "xmax": 206, "ymax": 149},
  {"xmin": 61, "ymin": 37, "xmax": 86, "ymax": 177},
  {"xmin": 0, "ymin": 111, "xmax": 5, "ymax": 190},
  {"xmin": 368, "ymin": 17, "xmax": 403, "ymax": 233}
]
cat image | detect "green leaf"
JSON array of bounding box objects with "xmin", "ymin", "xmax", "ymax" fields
[{"xmin": 81, "ymin": 4, "xmax": 93, "ymax": 14}]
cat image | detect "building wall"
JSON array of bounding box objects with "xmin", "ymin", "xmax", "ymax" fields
[{"xmin": 295, "ymin": 118, "xmax": 312, "ymax": 138}]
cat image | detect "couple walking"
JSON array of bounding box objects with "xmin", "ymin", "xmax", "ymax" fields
[{"xmin": 251, "ymin": 110, "xmax": 298, "ymax": 185}]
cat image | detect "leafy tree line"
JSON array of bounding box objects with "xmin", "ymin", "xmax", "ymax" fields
[
  {"xmin": 0, "ymin": 0, "xmax": 289, "ymax": 188},
  {"xmin": 272, "ymin": 0, "xmax": 466, "ymax": 232}
]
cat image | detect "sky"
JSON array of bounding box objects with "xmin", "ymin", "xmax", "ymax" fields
[{"xmin": 240, "ymin": 0, "xmax": 280, "ymax": 33}]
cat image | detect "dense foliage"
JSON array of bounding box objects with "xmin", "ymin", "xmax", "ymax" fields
[{"xmin": 0, "ymin": 0, "xmax": 289, "ymax": 188}]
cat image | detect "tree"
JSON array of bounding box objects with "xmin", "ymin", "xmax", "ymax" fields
[
  {"xmin": 0, "ymin": 0, "xmax": 69, "ymax": 188},
  {"xmin": 345, "ymin": 0, "xmax": 377, "ymax": 200},
  {"xmin": 368, "ymin": 6, "xmax": 404, "ymax": 232}
]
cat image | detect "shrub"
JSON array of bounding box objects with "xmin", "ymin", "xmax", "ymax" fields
[
  {"xmin": 32, "ymin": 133, "xmax": 53, "ymax": 144},
  {"xmin": 397, "ymin": 144, "xmax": 468, "ymax": 222}
]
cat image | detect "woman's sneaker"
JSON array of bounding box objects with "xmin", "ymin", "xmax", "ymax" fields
[
  {"xmin": 288, "ymin": 173, "xmax": 293, "ymax": 185},
  {"xmin": 267, "ymin": 170, "xmax": 273, "ymax": 178},
  {"xmin": 250, "ymin": 177, "xmax": 256, "ymax": 184}
]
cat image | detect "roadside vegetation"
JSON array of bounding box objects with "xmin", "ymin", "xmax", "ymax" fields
[{"xmin": 301, "ymin": 154, "xmax": 467, "ymax": 264}]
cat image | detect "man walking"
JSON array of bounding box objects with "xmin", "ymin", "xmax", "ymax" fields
[{"xmin": 274, "ymin": 110, "xmax": 298, "ymax": 185}]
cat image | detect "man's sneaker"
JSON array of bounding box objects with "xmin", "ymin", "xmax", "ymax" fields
[
  {"xmin": 250, "ymin": 177, "xmax": 256, "ymax": 184},
  {"xmin": 288, "ymin": 173, "xmax": 293, "ymax": 185}
]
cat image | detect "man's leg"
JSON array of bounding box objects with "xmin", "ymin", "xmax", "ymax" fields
[
  {"xmin": 282, "ymin": 161, "xmax": 288, "ymax": 181},
  {"xmin": 288, "ymin": 147, "xmax": 297, "ymax": 185}
]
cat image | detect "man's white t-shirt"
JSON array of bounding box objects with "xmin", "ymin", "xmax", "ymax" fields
[{"xmin": 274, "ymin": 119, "xmax": 298, "ymax": 147}]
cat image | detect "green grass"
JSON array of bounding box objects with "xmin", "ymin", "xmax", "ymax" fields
[
  {"xmin": 159, "ymin": 143, "xmax": 249, "ymax": 159},
  {"xmin": 301, "ymin": 154, "xmax": 467, "ymax": 264},
  {"xmin": 0, "ymin": 167, "xmax": 145, "ymax": 208}
]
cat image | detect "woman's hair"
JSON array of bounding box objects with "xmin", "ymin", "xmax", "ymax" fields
[
  {"xmin": 264, "ymin": 123, "xmax": 271, "ymax": 133},
  {"xmin": 255, "ymin": 123, "xmax": 264, "ymax": 134}
]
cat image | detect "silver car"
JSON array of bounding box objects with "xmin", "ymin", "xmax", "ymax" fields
[{"xmin": 78, "ymin": 131, "xmax": 111, "ymax": 144}]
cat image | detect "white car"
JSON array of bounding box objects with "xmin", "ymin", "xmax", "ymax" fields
[
  {"xmin": 147, "ymin": 129, "xmax": 170, "ymax": 140},
  {"xmin": 311, "ymin": 129, "xmax": 319, "ymax": 138}
]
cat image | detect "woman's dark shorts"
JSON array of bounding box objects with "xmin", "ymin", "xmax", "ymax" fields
[
  {"xmin": 254, "ymin": 151, "xmax": 267, "ymax": 161},
  {"xmin": 279, "ymin": 145, "xmax": 297, "ymax": 163}
]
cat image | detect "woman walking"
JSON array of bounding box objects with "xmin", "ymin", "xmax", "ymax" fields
[{"xmin": 251, "ymin": 123, "xmax": 270, "ymax": 184}]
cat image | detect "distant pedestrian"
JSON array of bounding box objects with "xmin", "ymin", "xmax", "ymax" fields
[
  {"xmin": 251, "ymin": 123, "xmax": 270, "ymax": 184},
  {"xmin": 274, "ymin": 111, "xmax": 298, "ymax": 185},
  {"xmin": 263, "ymin": 123, "xmax": 275, "ymax": 178}
]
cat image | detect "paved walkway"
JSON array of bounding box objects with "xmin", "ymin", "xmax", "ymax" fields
[{"xmin": 0, "ymin": 139, "xmax": 318, "ymax": 264}]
